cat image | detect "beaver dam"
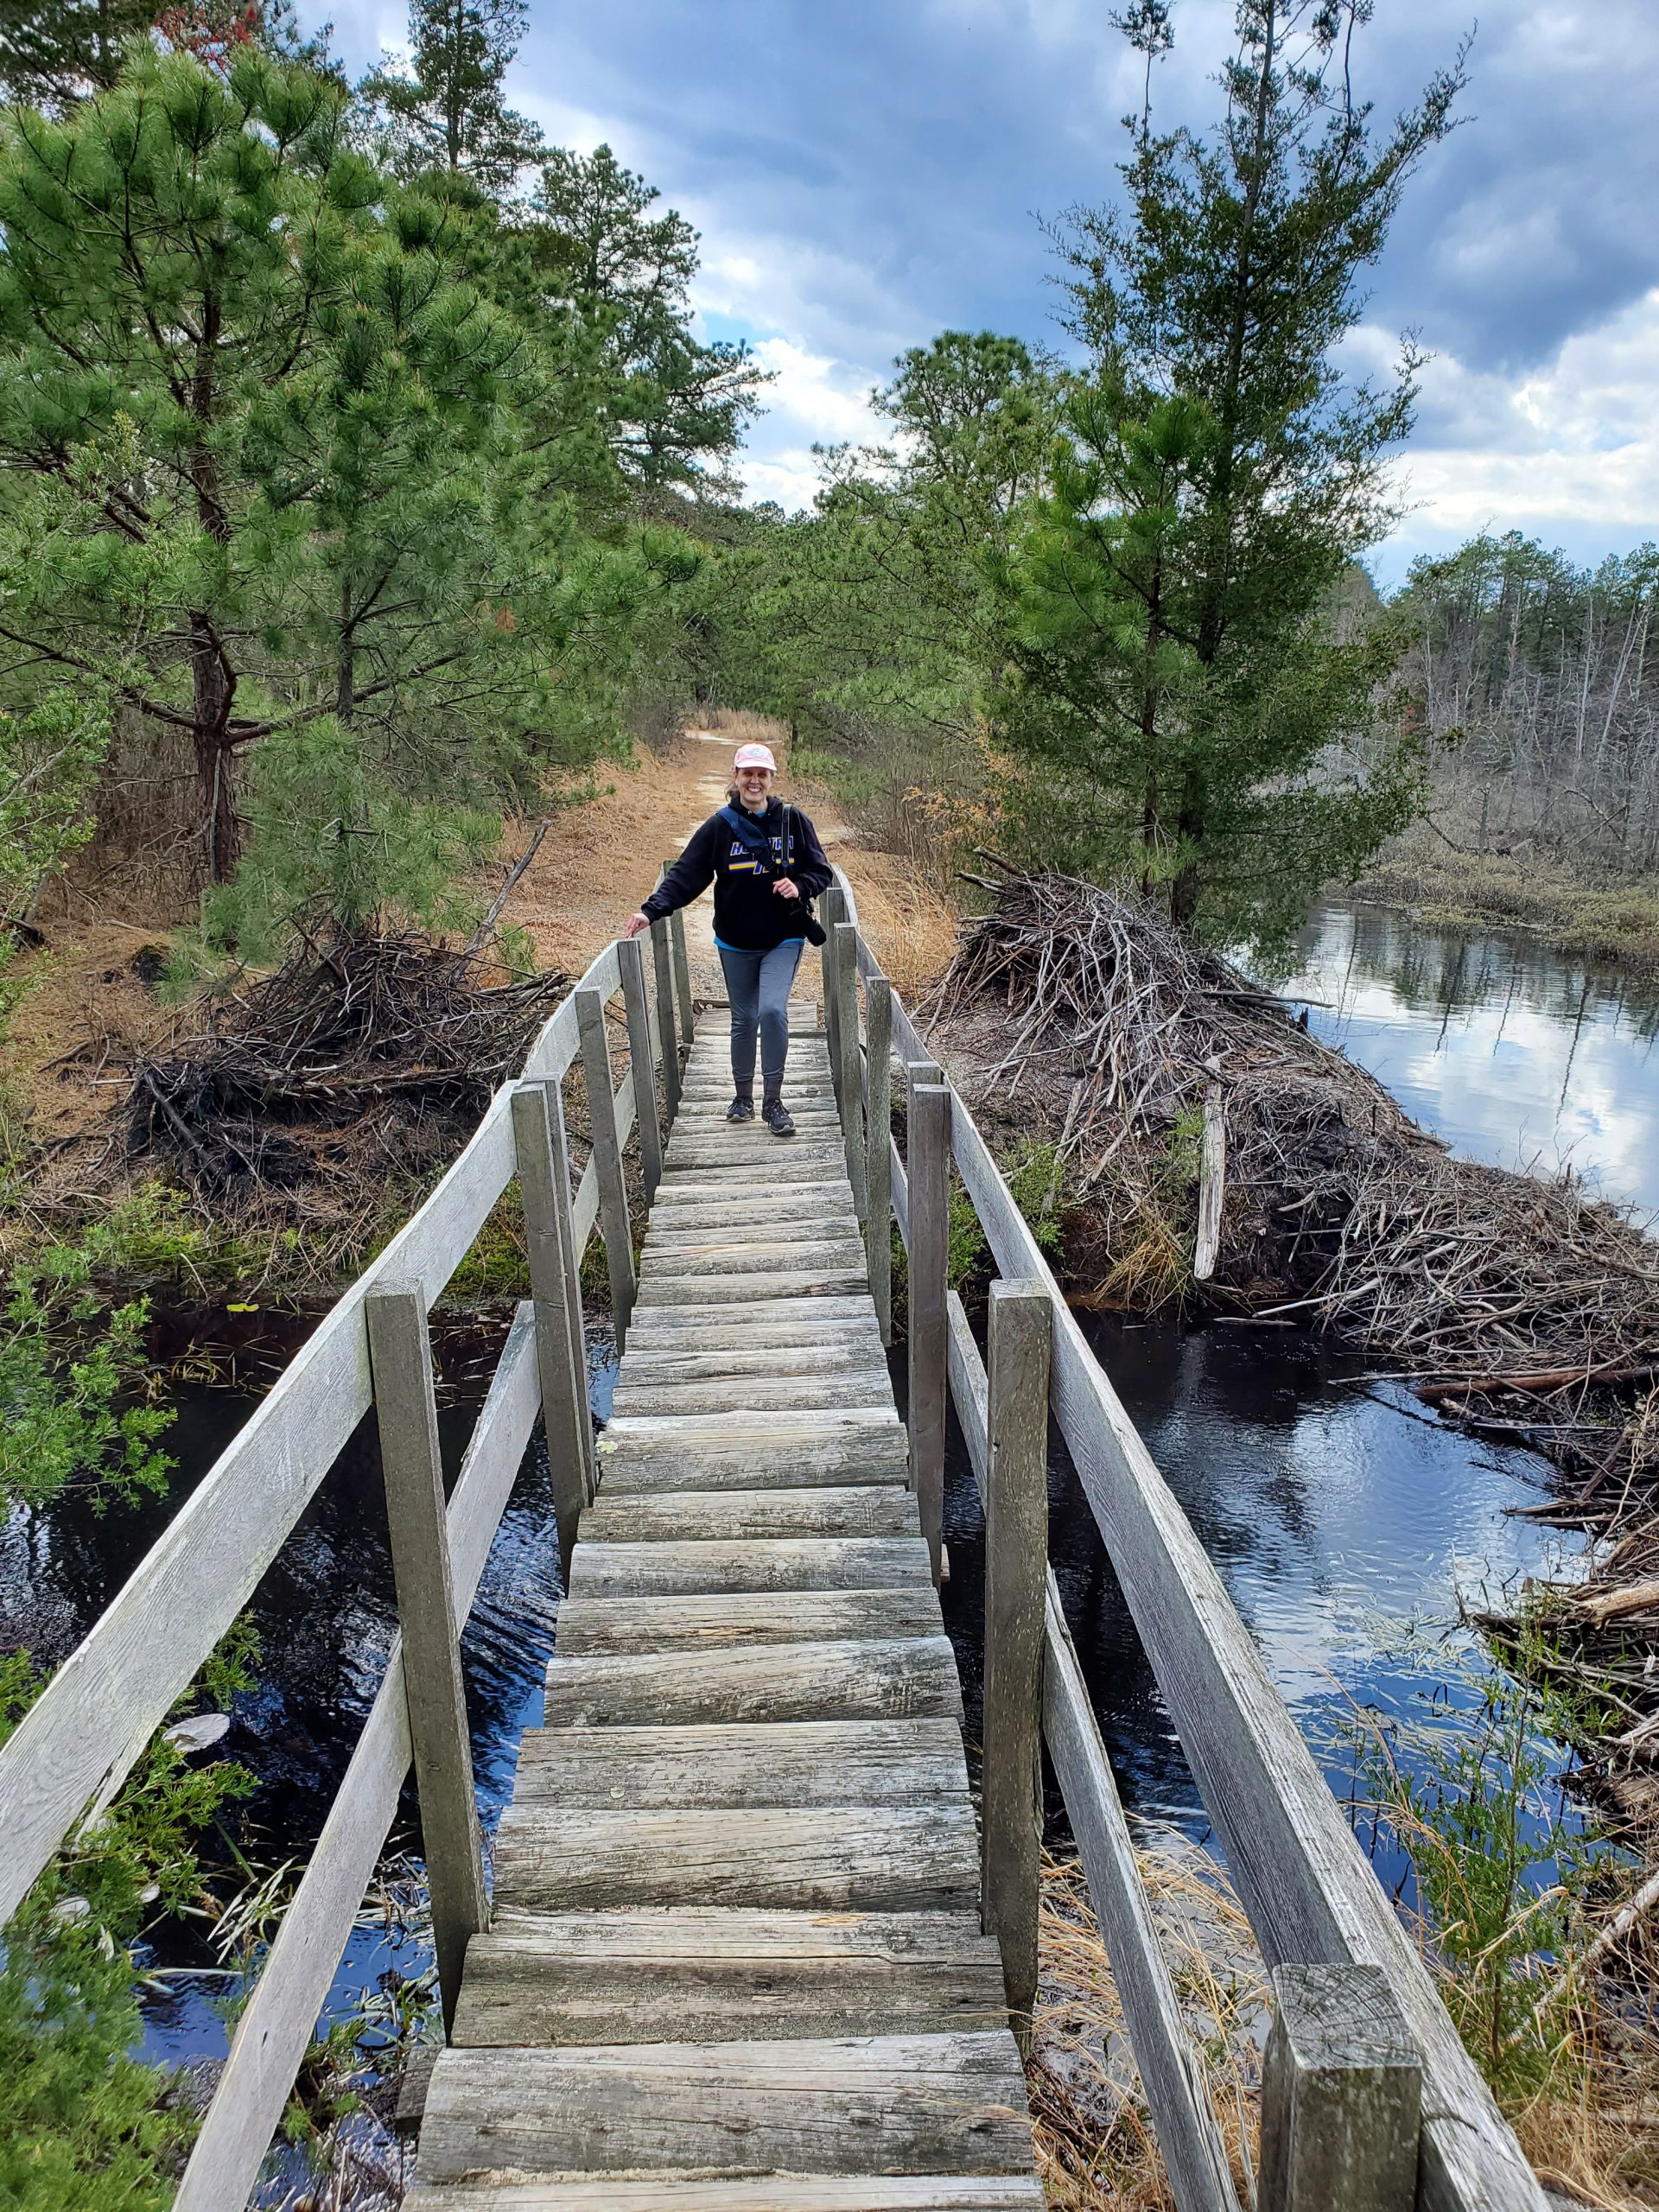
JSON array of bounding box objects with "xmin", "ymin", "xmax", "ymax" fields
[{"xmin": 928, "ymin": 865, "xmax": 1659, "ymax": 1826}]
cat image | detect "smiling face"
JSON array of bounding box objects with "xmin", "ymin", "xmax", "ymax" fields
[{"xmin": 734, "ymin": 762, "xmax": 774, "ymax": 808}]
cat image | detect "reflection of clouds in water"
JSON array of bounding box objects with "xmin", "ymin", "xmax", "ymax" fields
[{"xmin": 1266, "ymin": 902, "xmax": 1659, "ymax": 1217}]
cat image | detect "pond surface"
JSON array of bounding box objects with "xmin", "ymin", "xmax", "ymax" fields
[{"xmin": 1267, "ymin": 897, "xmax": 1659, "ymax": 1218}]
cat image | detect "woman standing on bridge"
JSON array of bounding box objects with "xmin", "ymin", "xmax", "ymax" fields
[{"xmin": 624, "ymin": 743, "xmax": 833, "ymax": 1137}]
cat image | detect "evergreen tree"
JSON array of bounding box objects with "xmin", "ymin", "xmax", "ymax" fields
[
  {"xmin": 517, "ymin": 145, "xmax": 767, "ymax": 489},
  {"xmin": 361, "ymin": 0, "xmax": 542, "ymax": 194},
  {"xmin": 998, "ymin": 0, "xmax": 1467, "ymax": 944},
  {"xmin": 0, "ymin": 0, "xmax": 156, "ymax": 109}
]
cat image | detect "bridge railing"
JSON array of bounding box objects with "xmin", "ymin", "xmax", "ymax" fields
[
  {"xmin": 0, "ymin": 912, "xmax": 695, "ymax": 2212},
  {"xmin": 823, "ymin": 869, "xmax": 1546, "ymax": 2212}
]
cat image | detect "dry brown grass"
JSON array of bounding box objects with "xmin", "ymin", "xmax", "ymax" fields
[
  {"xmin": 1361, "ymin": 832, "xmax": 1659, "ymax": 972},
  {"xmin": 1028, "ymin": 1847, "xmax": 1268, "ymax": 2210}
]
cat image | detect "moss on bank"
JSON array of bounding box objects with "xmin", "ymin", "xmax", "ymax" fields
[{"xmin": 1358, "ymin": 833, "xmax": 1659, "ymax": 971}]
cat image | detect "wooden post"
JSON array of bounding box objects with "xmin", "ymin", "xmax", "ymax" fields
[
  {"xmin": 1259, "ymin": 1964, "xmax": 1422, "ymax": 2212},
  {"xmin": 982, "ymin": 1280, "xmax": 1051, "ymax": 2050},
  {"xmin": 1193, "ymin": 1081, "xmax": 1226, "ymax": 1282},
  {"xmin": 864, "ymin": 972, "xmax": 893, "ymax": 1344},
  {"xmin": 617, "ymin": 934, "xmax": 664, "ymax": 1201},
  {"xmin": 512, "ymin": 1081, "xmax": 593, "ymax": 1565},
  {"xmin": 661, "ymin": 859, "xmax": 696, "ymax": 1047},
  {"xmin": 575, "ymin": 988, "xmax": 638, "ymax": 1351},
  {"xmin": 833, "ymin": 921, "xmax": 868, "ymax": 1223},
  {"xmin": 906, "ymin": 1071, "xmax": 950, "ymax": 1585},
  {"xmin": 649, "ymin": 918, "xmax": 681, "ymax": 1121},
  {"xmin": 819, "ymin": 881, "xmax": 846, "ymax": 1098},
  {"xmin": 365, "ymin": 1281, "xmax": 486, "ymax": 2036}
]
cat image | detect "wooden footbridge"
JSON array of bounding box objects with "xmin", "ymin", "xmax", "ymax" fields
[{"xmin": 0, "ymin": 880, "xmax": 1548, "ymax": 2212}]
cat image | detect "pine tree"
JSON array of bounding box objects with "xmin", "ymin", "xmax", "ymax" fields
[
  {"xmin": 0, "ymin": 0, "xmax": 155, "ymax": 110},
  {"xmin": 362, "ymin": 0, "xmax": 543, "ymax": 194},
  {"xmin": 1000, "ymin": 0, "xmax": 1468, "ymax": 944}
]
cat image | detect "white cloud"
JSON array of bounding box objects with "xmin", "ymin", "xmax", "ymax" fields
[{"xmin": 1379, "ymin": 287, "xmax": 1659, "ymax": 562}]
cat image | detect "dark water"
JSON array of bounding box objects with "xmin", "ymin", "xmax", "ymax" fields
[{"xmin": 1268, "ymin": 898, "xmax": 1659, "ymax": 1218}]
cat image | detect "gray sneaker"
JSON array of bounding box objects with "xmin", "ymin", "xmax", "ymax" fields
[
  {"xmin": 725, "ymin": 1096, "xmax": 754, "ymax": 1122},
  {"xmin": 761, "ymin": 1097, "xmax": 795, "ymax": 1137}
]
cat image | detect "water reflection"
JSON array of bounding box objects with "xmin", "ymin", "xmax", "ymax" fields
[{"xmin": 1265, "ymin": 899, "xmax": 1659, "ymax": 1217}]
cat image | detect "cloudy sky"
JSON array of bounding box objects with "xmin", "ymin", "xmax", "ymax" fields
[{"xmin": 327, "ymin": 1, "xmax": 1659, "ymax": 585}]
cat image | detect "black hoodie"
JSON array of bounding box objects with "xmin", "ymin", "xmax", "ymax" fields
[{"xmin": 641, "ymin": 798, "xmax": 834, "ymax": 953}]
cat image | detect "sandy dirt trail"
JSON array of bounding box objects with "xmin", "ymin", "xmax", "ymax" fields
[{"xmin": 505, "ymin": 721, "xmax": 953, "ymax": 1004}]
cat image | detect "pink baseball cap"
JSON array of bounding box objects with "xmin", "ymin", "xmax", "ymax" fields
[{"xmin": 733, "ymin": 743, "xmax": 777, "ymax": 772}]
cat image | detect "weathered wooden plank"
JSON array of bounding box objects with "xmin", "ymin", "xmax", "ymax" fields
[
  {"xmin": 552, "ymin": 1586, "xmax": 938, "ymax": 1653},
  {"xmin": 981, "ymin": 1282, "xmax": 1051, "ymax": 2050},
  {"xmin": 494, "ymin": 1802, "xmax": 982, "ymax": 1909},
  {"xmin": 512, "ymin": 1718, "xmax": 969, "ymax": 1806},
  {"xmin": 946, "ymin": 1288, "xmax": 988, "ymax": 1497},
  {"xmin": 171, "ymin": 1301, "xmax": 541, "ymax": 2212},
  {"xmin": 575, "ymin": 1485, "xmax": 919, "ymax": 1543},
  {"xmin": 651, "ymin": 916, "xmax": 681, "ymax": 1119},
  {"xmin": 633, "ymin": 1269, "xmax": 873, "ymax": 1306},
  {"xmin": 453, "ymin": 1909, "xmax": 1008, "ymax": 2049},
  {"xmin": 645, "ymin": 1215, "xmax": 861, "ymax": 1250},
  {"xmin": 944, "ymin": 1090, "xmax": 1545, "ymax": 2212},
  {"xmin": 1258, "ymin": 1965, "xmax": 1421, "ymax": 2212},
  {"xmin": 663, "ymin": 866, "xmax": 695, "ymax": 1046},
  {"xmin": 568, "ymin": 1535, "xmax": 933, "ymax": 1598},
  {"xmin": 1042, "ymin": 1582, "xmax": 1240, "ymax": 2212},
  {"xmin": 406, "ymin": 2180, "xmax": 1046, "ymax": 2211},
  {"xmin": 513, "ymin": 1080, "xmax": 593, "ymax": 1560},
  {"xmin": 651, "ymin": 1176, "xmax": 849, "ymax": 1204},
  {"xmin": 538, "ymin": 1633, "xmax": 963, "ymax": 1726},
  {"xmin": 618, "ymin": 931, "xmax": 665, "ymax": 1201},
  {"xmin": 610, "ymin": 1375, "xmax": 893, "ymax": 1417},
  {"xmin": 596, "ymin": 1410, "xmax": 908, "ymax": 1491},
  {"xmin": 365, "ymin": 1285, "xmax": 486, "ymax": 2034},
  {"xmin": 906, "ymin": 1075, "xmax": 950, "ymax": 1584},
  {"xmin": 623, "ymin": 1292, "xmax": 876, "ymax": 1325},
  {"xmin": 577, "ymin": 988, "xmax": 638, "ymax": 1348},
  {"xmin": 865, "ymin": 969, "xmax": 894, "ymax": 1344},
  {"xmin": 620, "ymin": 1325, "xmax": 887, "ymax": 1363},
  {"xmin": 1193, "ymin": 1081, "xmax": 1226, "ymax": 1283},
  {"xmin": 833, "ymin": 920, "xmax": 868, "ymax": 1220},
  {"xmin": 416, "ymin": 2031, "xmax": 1033, "ymax": 2183},
  {"xmin": 615, "ymin": 1344, "xmax": 884, "ymax": 1383},
  {"xmin": 639, "ymin": 1239, "xmax": 868, "ymax": 1277}
]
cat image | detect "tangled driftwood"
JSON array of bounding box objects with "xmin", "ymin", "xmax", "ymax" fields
[
  {"xmin": 130, "ymin": 931, "xmax": 566, "ymax": 1205},
  {"xmin": 928, "ymin": 866, "xmax": 1659, "ymax": 1402}
]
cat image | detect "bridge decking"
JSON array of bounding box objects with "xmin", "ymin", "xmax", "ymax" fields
[{"xmin": 405, "ymin": 1005, "xmax": 1044, "ymax": 2208}]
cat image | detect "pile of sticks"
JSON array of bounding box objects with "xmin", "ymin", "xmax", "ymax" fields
[
  {"xmin": 931, "ymin": 866, "xmax": 1659, "ymax": 1402},
  {"xmin": 130, "ymin": 931, "xmax": 565, "ymax": 1204}
]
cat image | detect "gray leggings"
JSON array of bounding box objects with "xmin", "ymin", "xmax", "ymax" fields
[{"xmin": 718, "ymin": 938, "xmax": 805, "ymax": 1090}]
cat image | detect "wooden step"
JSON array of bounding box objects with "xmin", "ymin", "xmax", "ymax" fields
[
  {"xmin": 554, "ymin": 1584, "xmax": 938, "ymax": 1653},
  {"xmin": 568, "ymin": 1536, "xmax": 931, "ymax": 1597},
  {"xmin": 650, "ymin": 1178, "xmax": 851, "ymax": 1205},
  {"xmin": 407, "ymin": 2182, "xmax": 1046, "ymax": 2211},
  {"xmin": 596, "ymin": 1412, "xmax": 907, "ymax": 1492},
  {"xmin": 576, "ymin": 1487, "xmax": 918, "ymax": 1544},
  {"xmin": 622, "ymin": 1294, "xmax": 878, "ymax": 1330},
  {"xmin": 611, "ymin": 1376, "xmax": 893, "ymax": 1418},
  {"xmin": 644, "ymin": 1218, "xmax": 861, "ymax": 1252},
  {"xmin": 451, "ymin": 1910, "xmax": 1008, "ymax": 2050},
  {"xmin": 634, "ymin": 1270, "xmax": 871, "ymax": 1306},
  {"xmin": 492, "ymin": 1807, "xmax": 982, "ymax": 1913},
  {"xmin": 414, "ymin": 2032, "xmax": 1033, "ymax": 2183},
  {"xmin": 639, "ymin": 1239, "xmax": 868, "ymax": 1278},
  {"xmin": 512, "ymin": 1719, "xmax": 969, "ymax": 1807},
  {"xmin": 615, "ymin": 1344, "xmax": 883, "ymax": 1384},
  {"xmin": 632, "ymin": 1198, "xmax": 862, "ymax": 1236},
  {"xmin": 540, "ymin": 1634, "xmax": 961, "ymax": 1726}
]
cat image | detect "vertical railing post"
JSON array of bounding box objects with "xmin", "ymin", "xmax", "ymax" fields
[
  {"xmin": 365, "ymin": 1281, "xmax": 486, "ymax": 2037},
  {"xmin": 833, "ymin": 920, "xmax": 868, "ymax": 1223},
  {"xmin": 1259, "ymin": 1964, "xmax": 1421, "ymax": 2212},
  {"xmin": 661, "ymin": 859, "xmax": 696, "ymax": 1048},
  {"xmin": 649, "ymin": 917, "xmax": 681, "ymax": 1122},
  {"xmin": 512, "ymin": 1079, "xmax": 593, "ymax": 1566},
  {"xmin": 819, "ymin": 880, "xmax": 846, "ymax": 1097},
  {"xmin": 864, "ymin": 971, "xmax": 893, "ymax": 1344},
  {"xmin": 982, "ymin": 1279, "xmax": 1052, "ymax": 2052},
  {"xmin": 576, "ymin": 988, "xmax": 638, "ymax": 1350},
  {"xmin": 906, "ymin": 1067, "xmax": 949, "ymax": 1585},
  {"xmin": 618, "ymin": 933, "xmax": 664, "ymax": 1202}
]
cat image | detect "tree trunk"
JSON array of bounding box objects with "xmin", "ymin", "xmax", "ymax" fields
[{"xmin": 190, "ymin": 612, "xmax": 239, "ymax": 882}]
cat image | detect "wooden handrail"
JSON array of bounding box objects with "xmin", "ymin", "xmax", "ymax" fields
[{"xmin": 855, "ymin": 909, "xmax": 1545, "ymax": 2212}]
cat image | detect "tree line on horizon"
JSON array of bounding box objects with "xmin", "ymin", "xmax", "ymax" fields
[{"xmin": 3, "ymin": 0, "xmax": 1646, "ymax": 979}]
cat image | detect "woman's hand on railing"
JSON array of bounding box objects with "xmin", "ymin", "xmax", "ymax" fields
[{"xmin": 622, "ymin": 912, "xmax": 651, "ymax": 938}]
